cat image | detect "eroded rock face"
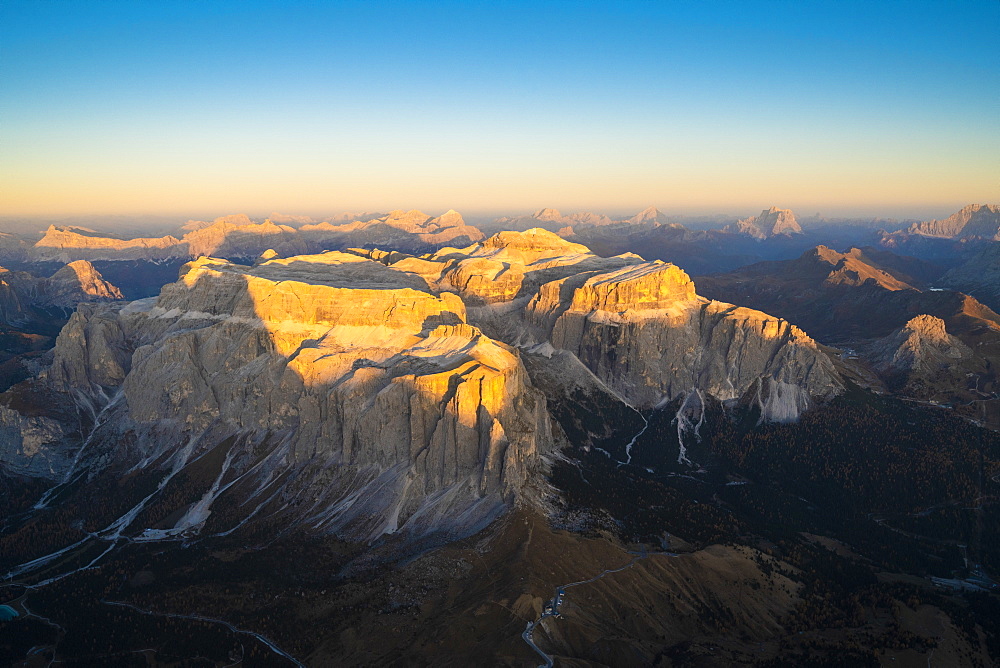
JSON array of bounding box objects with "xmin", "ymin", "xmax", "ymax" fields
[
  {"xmin": 18, "ymin": 252, "xmax": 552, "ymax": 539},
  {"xmin": 38, "ymin": 261, "xmax": 124, "ymax": 308},
  {"xmin": 364, "ymin": 229, "xmax": 842, "ymax": 421},
  {"xmin": 0, "ymin": 403, "xmax": 74, "ymax": 479},
  {"xmin": 534, "ymin": 265, "xmax": 838, "ymax": 418},
  {"xmin": 868, "ymin": 315, "xmax": 972, "ymax": 375},
  {"xmin": 1, "ymin": 230, "xmax": 844, "ymax": 541}
]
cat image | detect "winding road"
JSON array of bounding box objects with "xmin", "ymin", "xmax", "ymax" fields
[
  {"xmin": 522, "ymin": 548, "xmax": 679, "ymax": 667},
  {"xmin": 102, "ymin": 599, "xmax": 305, "ymax": 667}
]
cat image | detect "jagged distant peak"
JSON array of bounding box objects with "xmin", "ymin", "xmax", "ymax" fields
[
  {"xmin": 43, "ymin": 259, "xmax": 123, "ymax": 305},
  {"xmin": 267, "ymin": 212, "xmax": 315, "ymax": 225},
  {"xmin": 481, "ymin": 226, "xmax": 587, "ymax": 252},
  {"xmin": 384, "ymin": 209, "xmax": 432, "ymax": 225},
  {"xmin": 533, "ymin": 207, "xmax": 563, "ymax": 221},
  {"xmin": 908, "ymin": 203, "xmax": 1000, "ymax": 239},
  {"xmin": 430, "ymin": 209, "xmax": 464, "ymax": 225},
  {"xmin": 210, "ymin": 213, "xmax": 255, "ymax": 227},
  {"xmin": 730, "ymin": 206, "xmax": 802, "ymax": 239},
  {"xmin": 626, "ymin": 205, "xmax": 670, "ymax": 225},
  {"xmin": 869, "ymin": 313, "xmax": 972, "ymax": 375}
]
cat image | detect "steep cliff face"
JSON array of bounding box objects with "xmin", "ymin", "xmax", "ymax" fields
[
  {"xmin": 37, "ymin": 260, "xmax": 124, "ymax": 308},
  {"xmin": 367, "ymin": 229, "xmax": 842, "ymax": 421},
  {"xmin": 864, "ymin": 314, "xmax": 986, "ymax": 398},
  {"xmin": 6, "ymin": 252, "xmax": 552, "ymax": 540},
  {"xmin": 0, "ymin": 270, "xmax": 30, "ymax": 323},
  {"xmin": 868, "ymin": 315, "xmax": 973, "ymax": 375},
  {"xmin": 908, "ymin": 204, "xmax": 1000, "ymax": 239},
  {"xmin": 533, "ymin": 263, "xmax": 839, "ymax": 419}
]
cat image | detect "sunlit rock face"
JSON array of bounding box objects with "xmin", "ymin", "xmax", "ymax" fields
[
  {"xmin": 727, "ymin": 207, "xmax": 803, "ymax": 239},
  {"xmin": 1, "ymin": 230, "xmax": 843, "ymax": 541},
  {"xmin": 26, "ymin": 252, "xmax": 551, "ymax": 539},
  {"xmin": 183, "ymin": 215, "xmax": 299, "ymax": 257},
  {"xmin": 868, "ymin": 314, "xmax": 972, "ymax": 375},
  {"xmin": 33, "ymin": 225, "xmax": 184, "ymax": 261},
  {"xmin": 908, "ymin": 204, "xmax": 1000, "ymax": 240},
  {"xmin": 37, "ymin": 261, "xmax": 124, "ymax": 308},
  {"xmin": 366, "ymin": 229, "xmax": 842, "ymax": 421}
]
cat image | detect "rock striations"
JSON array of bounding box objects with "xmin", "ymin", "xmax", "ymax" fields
[
  {"xmin": 36, "ymin": 260, "xmax": 124, "ymax": 308},
  {"xmin": 362, "ymin": 228, "xmax": 842, "ymax": 421},
  {"xmin": 0, "ymin": 229, "xmax": 844, "ymax": 543},
  {"xmin": 868, "ymin": 315, "xmax": 972, "ymax": 375},
  {"xmin": 7, "ymin": 251, "xmax": 551, "ymax": 541}
]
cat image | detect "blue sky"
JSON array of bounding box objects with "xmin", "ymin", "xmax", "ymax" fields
[{"xmin": 1, "ymin": 0, "xmax": 997, "ymax": 218}]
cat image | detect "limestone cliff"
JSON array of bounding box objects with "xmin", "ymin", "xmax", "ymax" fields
[
  {"xmin": 533, "ymin": 263, "xmax": 839, "ymax": 420},
  {"xmin": 868, "ymin": 315, "xmax": 972, "ymax": 375},
  {"xmin": 7, "ymin": 252, "xmax": 552, "ymax": 540},
  {"xmin": 37, "ymin": 261, "xmax": 124, "ymax": 308},
  {"xmin": 364, "ymin": 229, "xmax": 842, "ymax": 421}
]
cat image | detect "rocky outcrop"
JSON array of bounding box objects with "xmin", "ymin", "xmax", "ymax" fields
[
  {"xmin": 532, "ymin": 264, "xmax": 839, "ymax": 419},
  {"xmin": 36, "ymin": 261, "xmax": 124, "ymax": 308},
  {"xmin": 0, "ymin": 402, "xmax": 75, "ymax": 479},
  {"xmin": 863, "ymin": 315, "xmax": 988, "ymax": 399},
  {"xmin": 907, "ymin": 204, "xmax": 1000, "ymax": 239},
  {"xmin": 43, "ymin": 302, "xmax": 132, "ymax": 390},
  {"xmin": 372, "ymin": 229, "xmax": 842, "ymax": 421},
  {"xmin": 7, "ymin": 252, "xmax": 552, "ymax": 539},
  {"xmin": 727, "ymin": 207, "xmax": 803, "ymax": 239},
  {"xmin": 868, "ymin": 315, "xmax": 972, "ymax": 375},
  {"xmin": 0, "ymin": 261, "xmax": 124, "ymax": 322}
]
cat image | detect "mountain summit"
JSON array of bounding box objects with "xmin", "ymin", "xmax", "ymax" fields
[{"xmin": 727, "ymin": 207, "xmax": 802, "ymax": 239}]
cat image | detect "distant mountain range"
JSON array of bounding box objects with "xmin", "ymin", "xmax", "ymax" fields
[{"xmin": 2, "ymin": 204, "xmax": 1000, "ymax": 666}]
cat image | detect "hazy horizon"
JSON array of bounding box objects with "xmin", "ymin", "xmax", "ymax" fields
[
  {"xmin": 2, "ymin": 1, "xmax": 998, "ymax": 219},
  {"xmin": 0, "ymin": 202, "xmax": 985, "ymax": 232}
]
